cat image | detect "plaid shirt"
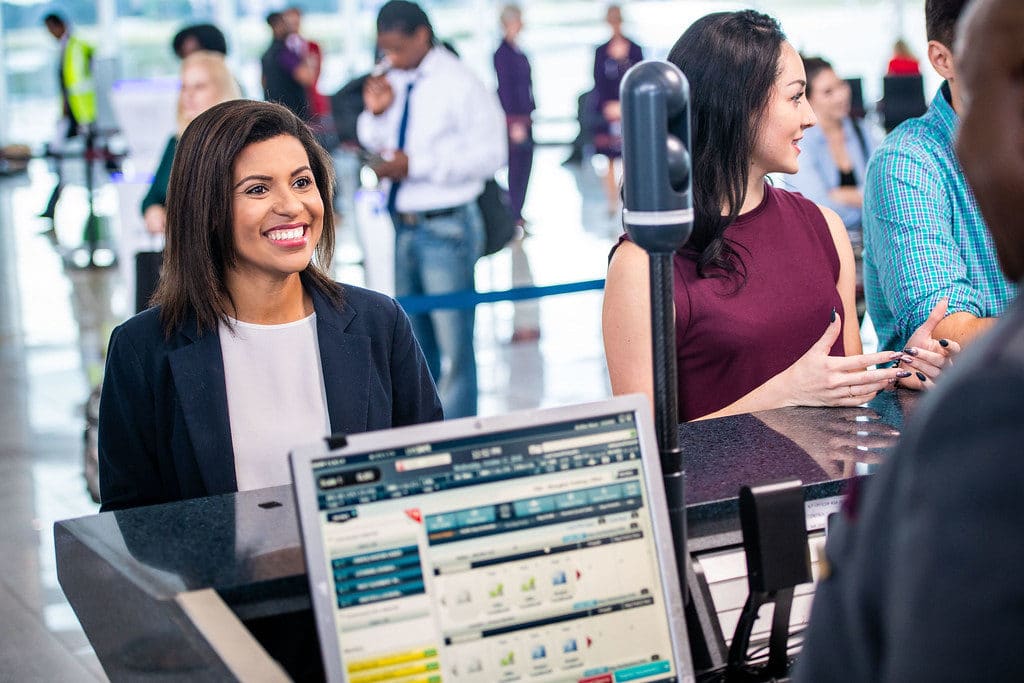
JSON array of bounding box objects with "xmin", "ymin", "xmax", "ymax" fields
[{"xmin": 863, "ymin": 84, "xmax": 1017, "ymax": 352}]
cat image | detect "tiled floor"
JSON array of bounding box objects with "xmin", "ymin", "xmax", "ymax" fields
[{"xmin": 0, "ymin": 145, "xmax": 619, "ymax": 680}]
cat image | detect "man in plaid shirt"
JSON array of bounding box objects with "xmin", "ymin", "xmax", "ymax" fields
[{"xmin": 863, "ymin": 0, "xmax": 1017, "ymax": 357}]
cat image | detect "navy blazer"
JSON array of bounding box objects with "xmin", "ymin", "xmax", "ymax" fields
[{"xmin": 98, "ymin": 283, "xmax": 443, "ymax": 511}]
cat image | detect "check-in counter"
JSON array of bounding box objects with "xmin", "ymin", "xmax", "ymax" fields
[
  {"xmin": 681, "ymin": 390, "xmax": 915, "ymax": 666},
  {"xmin": 55, "ymin": 390, "xmax": 915, "ymax": 681}
]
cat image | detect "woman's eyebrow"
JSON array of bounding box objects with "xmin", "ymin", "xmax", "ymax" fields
[
  {"xmin": 233, "ymin": 174, "xmax": 271, "ymax": 189},
  {"xmin": 234, "ymin": 166, "xmax": 312, "ymax": 189}
]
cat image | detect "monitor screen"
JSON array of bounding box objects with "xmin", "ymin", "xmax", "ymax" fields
[{"xmin": 300, "ymin": 408, "xmax": 685, "ymax": 683}]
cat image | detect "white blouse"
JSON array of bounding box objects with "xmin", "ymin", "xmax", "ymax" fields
[{"xmin": 219, "ymin": 313, "xmax": 330, "ymax": 491}]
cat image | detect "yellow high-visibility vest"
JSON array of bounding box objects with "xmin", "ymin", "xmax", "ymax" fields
[{"xmin": 63, "ymin": 35, "xmax": 96, "ymax": 125}]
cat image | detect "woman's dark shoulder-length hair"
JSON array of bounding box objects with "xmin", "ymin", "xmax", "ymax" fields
[
  {"xmin": 153, "ymin": 99, "xmax": 342, "ymax": 337},
  {"xmin": 666, "ymin": 10, "xmax": 786, "ymax": 281}
]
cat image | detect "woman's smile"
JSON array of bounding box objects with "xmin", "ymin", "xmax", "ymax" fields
[{"xmin": 264, "ymin": 222, "xmax": 310, "ymax": 247}]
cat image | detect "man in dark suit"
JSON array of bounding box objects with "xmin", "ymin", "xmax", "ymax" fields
[
  {"xmin": 795, "ymin": 0, "xmax": 1024, "ymax": 680},
  {"xmin": 261, "ymin": 11, "xmax": 313, "ymax": 121}
]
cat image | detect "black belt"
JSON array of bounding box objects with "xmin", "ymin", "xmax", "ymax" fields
[{"xmin": 395, "ymin": 206, "xmax": 461, "ymax": 225}]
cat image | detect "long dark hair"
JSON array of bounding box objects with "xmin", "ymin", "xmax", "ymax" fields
[
  {"xmin": 153, "ymin": 99, "xmax": 342, "ymax": 337},
  {"xmin": 667, "ymin": 10, "xmax": 786, "ymax": 280}
]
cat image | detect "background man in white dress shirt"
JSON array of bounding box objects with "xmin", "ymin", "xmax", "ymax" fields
[{"xmin": 358, "ymin": 0, "xmax": 506, "ymax": 418}]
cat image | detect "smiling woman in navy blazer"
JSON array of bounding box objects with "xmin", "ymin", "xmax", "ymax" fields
[{"xmin": 99, "ymin": 100, "xmax": 442, "ymax": 511}]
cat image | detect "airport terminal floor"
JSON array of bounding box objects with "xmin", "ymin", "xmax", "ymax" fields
[{"xmin": 0, "ymin": 145, "xmax": 623, "ymax": 680}]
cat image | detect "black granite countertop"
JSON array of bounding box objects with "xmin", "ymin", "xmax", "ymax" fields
[
  {"xmin": 58, "ymin": 484, "xmax": 307, "ymax": 615},
  {"xmin": 56, "ymin": 389, "xmax": 919, "ymax": 612},
  {"xmin": 681, "ymin": 388, "xmax": 917, "ymax": 544}
]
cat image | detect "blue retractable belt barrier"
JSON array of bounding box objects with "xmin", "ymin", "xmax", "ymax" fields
[{"xmin": 396, "ymin": 279, "xmax": 606, "ymax": 315}]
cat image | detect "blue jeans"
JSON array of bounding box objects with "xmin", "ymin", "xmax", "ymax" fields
[{"xmin": 393, "ymin": 202, "xmax": 482, "ymax": 418}]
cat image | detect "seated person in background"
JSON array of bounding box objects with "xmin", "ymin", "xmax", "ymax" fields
[
  {"xmin": 137, "ymin": 51, "xmax": 240, "ymax": 310},
  {"xmin": 602, "ymin": 10, "xmax": 954, "ymax": 422},
  {"xmin": 99, "ymin": 100, "xmax": 442, "ymax": 511},
  {"xmin": 783, "ymin": 56, "xmax": 874, "ymax": 238},
  {"xmin": 863, "ymin": 0, "xmax": 1017, "ymax": 354},
  {"xmin": 796, "ymin": 2, "xmax": 1024, "ymax": 680},
  {"xmin": 886, "ymin": 37, "xmax": 921, "ymax": 75}
]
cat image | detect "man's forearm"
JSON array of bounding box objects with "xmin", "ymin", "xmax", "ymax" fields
[{"xmin": 932, "ymin": 311, "xmax": 998, "ymax": 348}]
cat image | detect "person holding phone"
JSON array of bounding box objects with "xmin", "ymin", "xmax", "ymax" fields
[{"xmin": 357, "ymin": 0, "xmax": 506, "ymax": 419}]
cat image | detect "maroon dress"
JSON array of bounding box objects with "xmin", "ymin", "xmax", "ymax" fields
[{"xmin": 618, "ymin": 184, "xmax": 846, "ymax": 420}]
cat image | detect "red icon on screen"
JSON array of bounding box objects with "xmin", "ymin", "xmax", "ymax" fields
[{"xmin": 404, "ymin": 509, "xmax": 422, "ymax": 523}]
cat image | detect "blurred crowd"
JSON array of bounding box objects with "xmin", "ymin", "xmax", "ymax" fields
[{"xmin": 38, "ymin": 0, "xmax": 1015, "ymax": 493}]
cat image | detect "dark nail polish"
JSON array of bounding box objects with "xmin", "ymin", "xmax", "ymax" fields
[
  {"xmin": 939, "ymin": 338, "xmax": 950, "ymax": 348},
  {"xmin": 915, "ymin": 371, "xmax": 927, "ymax": 382},
  {"xmin": 897, "ymin": 370, "xmax": 912, "ymax": 378},
  {"xmin": 902, "ymin": 347, "xmax": 919, "ymax": 356},
  {"xmin": 830, "ymin": 307, "xmax": 837, "ymax": 323}
]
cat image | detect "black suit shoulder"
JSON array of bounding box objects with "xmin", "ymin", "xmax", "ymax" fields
[
  {"xmin": 110, "ymin": 305, "xmax": 163, "ymax": 340},
  {"xmin": 108, "ymin": 305, "xmax": 195, "ymax": 357},
  {"xmin": 338, "ymin": 283, "xmax": 403, "ymax": 324}
]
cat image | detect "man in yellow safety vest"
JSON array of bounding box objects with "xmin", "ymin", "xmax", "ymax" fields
[
  {"xmin": 44, "ymin": 13, "xmax": 96, "ymax": 134},
  {"xmin": 40, "ymin": 13, "xmax": 96, "ymax": 222}
]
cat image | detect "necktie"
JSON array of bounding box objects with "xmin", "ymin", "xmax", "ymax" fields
[{"xmin": 387, "ymin": 81, "xmax": 415, "ymax": 213}]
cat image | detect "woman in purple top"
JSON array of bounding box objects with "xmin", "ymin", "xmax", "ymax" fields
[
  {"xmin": 602, "ymin": 10, "xmax": 955, "ymax": 421},
  {"xmin": 592, "ymin": 4, "xmax": 643, "ymax": 214},
  {"xmin": 493, "ymin": 4, "xmax": 535, "ymax": 226}
]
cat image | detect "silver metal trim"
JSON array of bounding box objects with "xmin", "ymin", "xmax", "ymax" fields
[{"xmin": 623, "ymin": 208, "xmax": 695, "ymax": 226}]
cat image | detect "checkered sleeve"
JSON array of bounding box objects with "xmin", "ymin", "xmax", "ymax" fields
[{"xmin": 865, "ymin": 144, "xmax": 984, "ymax": 342}]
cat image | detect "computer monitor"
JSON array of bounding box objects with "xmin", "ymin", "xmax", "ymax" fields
[{"xmin": 290, "ymin": 395, "xmax": 694, "ymax": 683}]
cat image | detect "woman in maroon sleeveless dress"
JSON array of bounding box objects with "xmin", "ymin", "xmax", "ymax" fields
[{"xmin": 602, "ymin": 11, "xmax": 956, "ymax": 421}]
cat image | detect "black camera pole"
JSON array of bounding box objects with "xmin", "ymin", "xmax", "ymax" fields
[
  {"xmin": 620, "ymin": 59, "xmax": 693, "ymax": 587},
  {"xmin": 621, "ymin": 62, "xmax": 728, "ymax": 673}
]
